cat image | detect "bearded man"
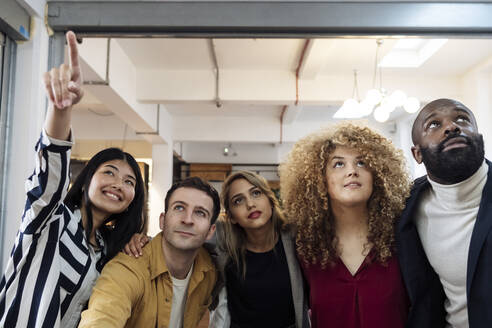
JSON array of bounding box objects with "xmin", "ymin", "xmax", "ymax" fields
[{"xmin": 397, "ymin": 98, "xmax": 492, "ymax": 328}]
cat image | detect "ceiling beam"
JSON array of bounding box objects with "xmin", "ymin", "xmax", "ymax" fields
[
  {"xmin": 282, "ymin": 105, "xmax": 302, "ymax": 125},
  {"xmin": 47, "ymin": 1, "xmax": 492, "ymax": 37},
  {"xmin": 173, "ymin": 115, "xmax": 280, "ymax": 143},
  {"xmin": 298, "ymin": 39, "xmax": 334, "ymax": 80},
  {"xmin": 78, "ymin": 38, "xmax": 173, "ymax": 145},
  {"xmin": 135, "ymin": 69, "xmax": 460, "ymax": 105}
]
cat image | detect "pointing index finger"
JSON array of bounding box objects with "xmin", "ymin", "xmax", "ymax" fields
[{"xmin": 66, "ymin": 31, "xmax": 80, "ymax": 81}]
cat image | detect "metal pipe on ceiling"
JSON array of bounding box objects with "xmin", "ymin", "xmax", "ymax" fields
[{"xmin": 208, "ymin": 39, "xmax": 222, "ymax": 109}]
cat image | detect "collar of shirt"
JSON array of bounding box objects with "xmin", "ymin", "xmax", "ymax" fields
[
  {"xmin": 427, "ymin": 160, "xmax": 488, "ymax": 209},
  {"xmin": 149, "ymin": 232, "xmax": 215, "ymax": 281}
]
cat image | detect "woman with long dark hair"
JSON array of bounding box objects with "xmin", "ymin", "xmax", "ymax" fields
[{"xmin": 0, "ymin": 31, "xmax": 146, "ymax": 328}]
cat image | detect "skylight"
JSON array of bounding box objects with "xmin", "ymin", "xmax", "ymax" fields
[{"xmin": 379, "ymin": 39, "xmax": 448, "ymax": 68}]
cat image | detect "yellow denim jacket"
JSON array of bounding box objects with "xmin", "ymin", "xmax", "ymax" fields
[{"xmin": 79, "ymin": 232, "xmax": 217, "ymax": 328}]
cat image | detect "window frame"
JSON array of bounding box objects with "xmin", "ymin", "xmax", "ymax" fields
[{"xmin": 0, "ymin": 32, "xmax": 16, "ymax": 270}]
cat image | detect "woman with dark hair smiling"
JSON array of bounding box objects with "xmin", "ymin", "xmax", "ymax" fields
[{"xmin": 0, "ymin": 31, "xmax": 146, "ymax": 328}]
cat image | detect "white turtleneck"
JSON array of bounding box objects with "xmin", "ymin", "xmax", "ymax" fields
[{"xmin": 415, "ymin": 161, "xmax": 488, "ymax": 328}]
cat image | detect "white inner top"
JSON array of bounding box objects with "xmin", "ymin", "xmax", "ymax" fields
[
  {"xmin": 169, "ymin": 263, "xmax": 194, "ymax": 328},
  {"xmin": 416, "ymin": 161, "xmax": 488, "ymax": 328}
]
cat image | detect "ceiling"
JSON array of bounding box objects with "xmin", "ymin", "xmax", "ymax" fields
[
  {"xmin": 115, "ymin": 38, "xmax": 492, "ymax": 78},
  {"xmin": 72, "ymin": 36, "xmax": 492, "ymax": 163}
]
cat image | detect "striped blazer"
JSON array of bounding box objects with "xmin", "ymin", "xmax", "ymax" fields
[{"xmin": 0, "ymin": 130, "xmax": 103, "ymax": 328}]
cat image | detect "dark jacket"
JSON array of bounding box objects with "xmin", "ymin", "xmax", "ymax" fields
[{"xmin": 396, "ymin": 160, "xmax": 492, "ymax": 328}]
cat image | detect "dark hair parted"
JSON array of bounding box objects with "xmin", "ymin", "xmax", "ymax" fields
[
  {"xmin": 165, "ymin": 177, "xmax": 221, "ymax": 225},
  {"xmin": 218, "ymin": 171, "xmax": 287, "ymax": 278},
  {"xmin": 279, "ymin": 122, "xmax": 411, "ymax": 268},
  {"xmin": 65, "ymin": 148, "xmax": 146, "ymax": 262}
]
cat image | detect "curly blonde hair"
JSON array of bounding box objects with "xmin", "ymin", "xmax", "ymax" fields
[{"xmin": 279, "ymin": 122, "xmax": 411, "ymax": 268}]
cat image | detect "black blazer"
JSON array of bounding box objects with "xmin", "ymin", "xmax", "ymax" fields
[{"xmin": 396, "ymin": 160, "xmax": 492, "ymax": 328}]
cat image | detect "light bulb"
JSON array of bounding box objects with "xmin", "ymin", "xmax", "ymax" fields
[
  {"xmin": 365, "ymin": 89, "xmax": 382, "ymax": 106},
  {"xmin": 390, "ymin": 90, "xmax": 407, "ymax": 107},
  {"xmin": 404, "ymin": 97, "xmax": 420, "ymax": 113},
  {"xmin": 381, "ymin": 96, "xmax": 397, "ymax": 113},
  {"xmin": 374, "ymin": 105, "xmax": 390, "ymax": 122}
]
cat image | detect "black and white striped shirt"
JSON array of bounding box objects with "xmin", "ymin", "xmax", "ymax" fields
[{"xmin": 0, "ymin": 130, "xmax": 104, "ymax": 328}]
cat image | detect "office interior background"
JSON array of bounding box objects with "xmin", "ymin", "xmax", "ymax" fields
[{"xmin": 1, "ymin": 0, "xmax": 492, "ymax": 273}]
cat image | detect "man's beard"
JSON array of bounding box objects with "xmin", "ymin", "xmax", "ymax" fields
[{"xmin": 420, "ymin": 133, "xmax": 485, "ymax": 184}]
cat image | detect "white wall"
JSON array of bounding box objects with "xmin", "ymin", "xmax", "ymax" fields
[
  {"xmin": 396, "ymin": 112, "xmax": 428, "ymax": 179},
  {"xmin": 72, "ymin": 110, "xmax": 142, "ymax": 141},
  {"xmin": 461, "ymin": 67, "xmax": 492, "ymax": 159},
  {"xmin": 148, "ymin": 144, "xmax": 173, "ymax": 237},
  {"xmin": 179, "ymin": 141, "xmax": 284, "ymax": 164}
]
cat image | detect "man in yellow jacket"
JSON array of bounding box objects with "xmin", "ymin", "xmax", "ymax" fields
[{"xmin": 79, "ymin": 177, "xmax": 220, "ymax": 328}]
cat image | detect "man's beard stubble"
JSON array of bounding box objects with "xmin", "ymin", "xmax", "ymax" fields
[{"xmin": 420, "ymin": 133, "xmax": 485, "ymax": 184}]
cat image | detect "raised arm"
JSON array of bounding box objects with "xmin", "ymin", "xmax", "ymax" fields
[
  {"xmin": 43, "ymin": 31, "xmax": 84, "ymax": 140},
  {"xmin": 19, "ymin": 32, "xmax": 84, "ymax": 234}
]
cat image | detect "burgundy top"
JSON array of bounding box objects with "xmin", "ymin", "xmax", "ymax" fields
[{"xmin": 301, "ymin": 252, "xmax": 409, "ymax": 328}]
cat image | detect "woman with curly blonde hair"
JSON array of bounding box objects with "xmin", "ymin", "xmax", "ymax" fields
[
  {"xmin": 279, "ymin": 122, "xmax": 412, "ymax": 328},
  {"xmin": 210, "ymin": 171, "xmax": 309, "ymax": 328}
]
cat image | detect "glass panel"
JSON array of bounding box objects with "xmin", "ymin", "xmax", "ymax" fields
[
  {"xmin": 0, "ymin": 32, "xmax": 13, "ymax": 271},
  {"xmin": 0, "ymin": 32, "xmax": 4, "ymax": 109}
]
